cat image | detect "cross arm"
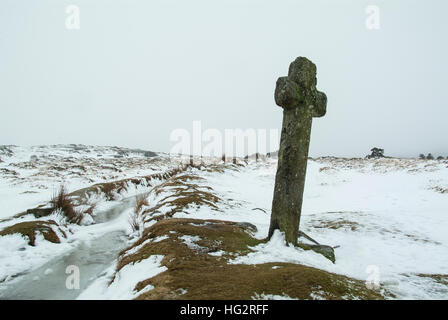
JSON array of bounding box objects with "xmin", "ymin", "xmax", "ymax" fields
[
  {"xmin": 310, "ymin": 90, "xmax": 327, "ymax": 118},
  {"xmin": 274, "ymin": 76, "xmax": 304, "ymax": 110}
]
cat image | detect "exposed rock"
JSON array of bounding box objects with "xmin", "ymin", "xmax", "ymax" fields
[
  {"xmin": 26, "ymin": 207, "xmax": 54, "ymax": 218},
  {"xmin": 297, "ymin": 242, "xmax": 336, "ymax": 263},
  {"xmin": 235, "ymin": 222, "xmax": 257, "ymax": 233}
]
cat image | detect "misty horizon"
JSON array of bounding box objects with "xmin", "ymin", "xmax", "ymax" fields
[{"xmin": 1, "ymin": 0, "xmax": 447, "ymax": 158}]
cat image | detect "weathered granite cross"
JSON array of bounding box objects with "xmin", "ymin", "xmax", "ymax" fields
[{"xmin": 268, "ymin": 57, "xmax": 327, "ymax": 246}]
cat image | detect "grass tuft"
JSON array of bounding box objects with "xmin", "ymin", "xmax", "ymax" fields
[
  {"xmin": 50, "ymin": 185, "xmax": 83, "ymax": 224},
  {"xmin": 129, "ymin": 194, "xmax": 149, "ymax": 233},
  {"xmin": 135, "ymin": 194, "xmax": 149, "ymax": 214}
]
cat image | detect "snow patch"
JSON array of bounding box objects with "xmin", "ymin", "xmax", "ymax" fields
[
  {"xmin": 252, "ymin": 292, "xmax": 298, "ymax": 300},
  {"xmin": 78, "ymin": 255, "xmax": 167, "ymax": 300}
]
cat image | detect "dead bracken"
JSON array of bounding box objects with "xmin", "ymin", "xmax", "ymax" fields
[
  {"xmin": 0, "ymin": 220, "xmax": 65, "ymax": 246},
  {"xmin": 69, "ymin": 164, "xmax": 197, "ymax": 204},
  {"xmin": 142, "ymin": 174, "xmax": 222, "ymax": 220},
  {"xmin": 415, "ymin": 274, "xmax": 448, "ymax": 286}
]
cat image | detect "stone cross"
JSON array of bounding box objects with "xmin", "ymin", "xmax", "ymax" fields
[{"xmin": 268, "ymin": 57, "xmax": 327, "ymax": 246}]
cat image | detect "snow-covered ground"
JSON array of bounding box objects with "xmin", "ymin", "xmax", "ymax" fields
[
  {"xmin": 172, "ymin": 157, "xmax": 448, "ymax": 299},
  {"xmin": 0, "ymin": 145, "xmax": 166, "ymax": 220},
  {"xmin": 213, "ymin": 159, "xmax": 448, "ymax": 299},
  {"xmin": 0, "ymin": 145, "xmax": 447, "ymax": 299},
  {"xmin": 81, "ymin": 157, "xmax": 448, "ymax": 300}
]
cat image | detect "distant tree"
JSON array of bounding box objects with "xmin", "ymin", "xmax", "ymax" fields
[
  {"xmin": 366, "ymin": 147, "xmax": 384, "ymax": 159},
  {"xmin": 419, "ymin": 154, "xmax": 426, "ymax": 159},
  {"xmin": 426, "ymin": 153, "xmax": 434, "ymax": 160},
  {"xmin": 437, "ymin": 156, "xmax": 444, "ymax": 160},
  {"xmin": 267, "ymin": 150, "xmax": 279, "ymax": 158},
  {"xmin": 144, "ymin": 151, "xmax": 157, "ymax": 157}
]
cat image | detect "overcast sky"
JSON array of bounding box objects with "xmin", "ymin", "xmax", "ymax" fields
[{"xmin": 0, "ymin": 0, "xmax": 447, "ymax": 158}]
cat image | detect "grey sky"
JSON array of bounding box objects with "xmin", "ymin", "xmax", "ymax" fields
[{"xmin": 0, "ymin": 0, "xmax": 447, "ymax": 158}]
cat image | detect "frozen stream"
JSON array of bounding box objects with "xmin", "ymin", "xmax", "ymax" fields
[{"xmin": 0, "ymin": 196, "xmax": 138, "ymax": 300}]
